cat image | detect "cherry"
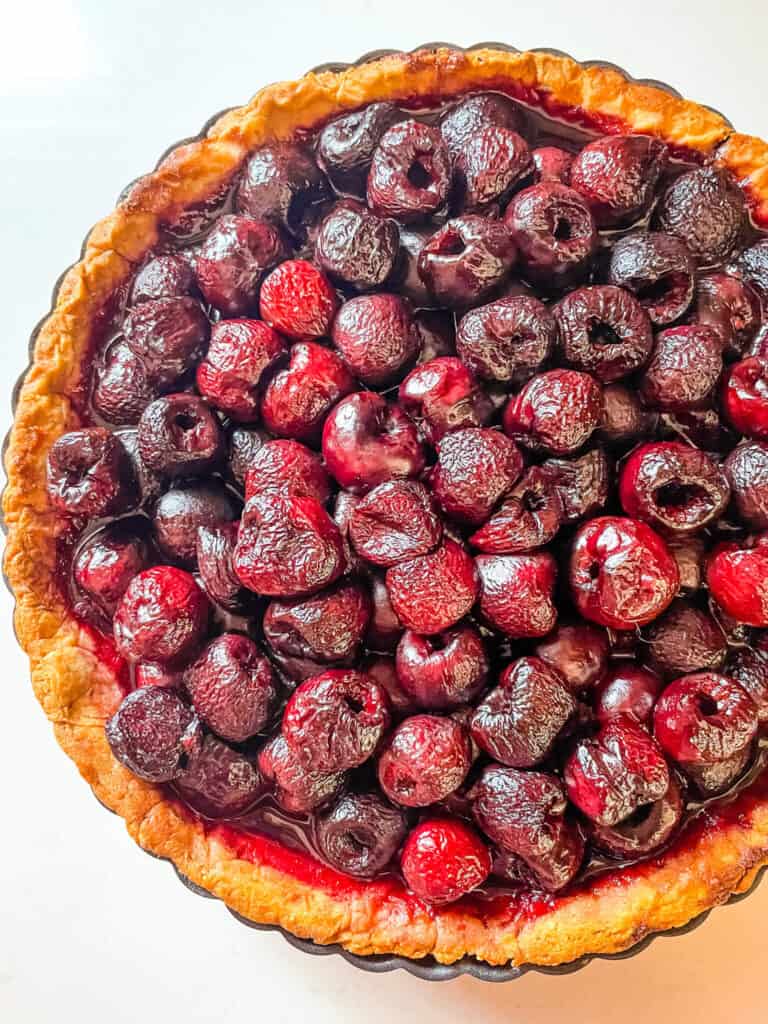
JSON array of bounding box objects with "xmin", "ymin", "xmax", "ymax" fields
[
  {"xmin": 113, "ymin": 566, "xmax": 210, "ymax": 665},
  {"xmin": 400, "ymin": 817, "xmax": 491, "ymax": 905},
  {"xmin": 196, "ymin": 215, "xmax": 285, "ymax": 316},
  {"xmin": 332, "ymin": 293, "xmax": 420, "ymax": 386},
  {"xmin": 471, "ymin": 766, "xmax": 584, "ymax": 891},
  {"xmin": 569, "ymin": 516, "xmax": 679, "ymax": 629},
  {"xmin": 316, "ymin": 792, "xmax": 407, "ymax": 878},
  {"xmin": 106, "ymin": 686, "xmax": 202, "ymax": 783},
  {"xmin": 430, "ymin": 428, "xmax": 523, "ymax": 526},
  {"xmin": 395, "ymin": 625, "xmax": 488, "ymax": 710},
  {"xmin": 471, "ymin": 656, "xmax": 575, "ymax": 767},
  {"xmin": 196, "ymin": 319, "xmax": 286, "ymax": 422},
  {"xmin": 260, "ymin": 342, "xmax": 354, "ymax": 444},
  {"xmin": 282, "ymin": 669, "xmax": 390, "ymax": 772},
  {"xmin": 399, "ymin": 357, "xmax": 492, "ymax": 444},
  {"xmin": 322, "ymin": 392, "xmax": 425, "ymax": 493},
  {"xmin": 564, "ymin": 715, "xmax": 670, "ymax": 825},
  {"xmin": 385, "ymin": 540, "xmax": 478, "ymax": 635},
  {"xmin": 475, "ymin": 551, "xmax": 558, "ymax": 638},
  {"xmin": 185, "ymin": 633, "xmax": 277, "ymax": 742},
  {"xmin": 378, "ymin": 714, "xmax": 471, "ymax": 806}
]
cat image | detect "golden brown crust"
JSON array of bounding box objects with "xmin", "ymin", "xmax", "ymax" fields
[
  {"xmin": 717, "ymin": 133, "xmax": 768, "ymax": 227},
  {"xmin": 5, "ymin": 45, "xmax": 768, "ymax": 969}
]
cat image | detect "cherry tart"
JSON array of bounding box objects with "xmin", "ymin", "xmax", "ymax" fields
[{"xmin": 6, "ymin": 45, "xmax": 768, "ymax": 973}]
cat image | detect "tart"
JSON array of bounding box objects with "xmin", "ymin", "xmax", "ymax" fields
[{"xmin": 5, "ymin": 45, "xmax": 768, "ymax": 973}]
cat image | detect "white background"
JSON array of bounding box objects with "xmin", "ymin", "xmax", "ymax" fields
[{"xmin": 2, "ymin": 2, "xmax": 768, "ymax": 1020}]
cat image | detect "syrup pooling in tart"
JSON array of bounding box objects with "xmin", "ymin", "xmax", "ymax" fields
[{"xmin": 48, "ymin": 90, "xmax": 768, "ymax": 909}]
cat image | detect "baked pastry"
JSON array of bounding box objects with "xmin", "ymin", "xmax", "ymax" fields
[{"xmin": 5, "ymin": 45, "xmax": 768, "ymax": 974}]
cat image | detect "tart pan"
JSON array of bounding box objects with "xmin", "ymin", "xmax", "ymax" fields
[{"xmin": 3, "ymin": 40, "xmax": 765, "ymax": 982}]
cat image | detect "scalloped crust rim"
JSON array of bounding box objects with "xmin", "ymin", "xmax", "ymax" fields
[{"xmin": 4, "ymin": 46, "xmax": 768, "ymax": 968}]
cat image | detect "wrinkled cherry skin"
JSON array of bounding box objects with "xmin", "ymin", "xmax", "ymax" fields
[
  {"xmin": 654, "ymin": 166, "xmax": 746, "ymax": 265},
  {"xmin": 456, "ymin": 295, "xmax": 557, "ymax": 385},
  {"xmin": 645, "ymin": 600, "xmax": 726, "ymax": 679},
  {"xmin": 378, "ymin": 714, "xmax": 471, "ymax": 806},
  {"xmin": 236, "ymin": 142, "xmax": 328, "ymax": 238},
  {"xmin": 540, "ymin": 448, "xmax": 610, "ymax": 523},
  {"xmin": 316, "ymin": 792, "xmax": 408, "ymax": 878},
  {"xmin": 532, "ymin": 146, "xmax": 573, "ymax": 184},
  {"xmin": 46, "ymin": 428, "xmax": 136, "ymax": 517},
  {"xmin": 367, "ymin": 120, "xmax": 451, "ymax": 222},
  {"xmin": 430, "ymin": 428, "xmax": 523, "ymax": 526},
  {"xmin": 314, "ymin": 199, "xmax": 399, "ymax": 290},
  {"xmin": 131, "ymin": 254, "xmax": 196, "ymax": 305},
  {"xmin": 569, "ymin": 516, "xmax": 679, "ymax": 630},
  {"xmin": 725, "ymin": 442, "xmax": 768, "ymax": 529},
  {"xmin": 113, "ymin": 566, "xmax": 210, "ymax": 665},
  {"xmin": 439, "ymin": 93, "xmax": 524, "ymax": 158},
  {"xmin": 399, "ymin": 357, "xmax": 492, "ymax": 444},
  {"xmin": 553, "ymin": 285, "xmax": 654, "ymax": 383},
  {"xmin": 234, "ymin": 491, "xmax": 345, "ymax": 598},
  {"xmin": 695, "ymin": 272, "xmax": 762, "ymax": 357},
  {"xmin": 259, "ymin": 259, "xmax": 340, "ymax": 341},
  {"xmin": 535, "ymin": 622, "xmax": 609, "ymax": 692},
  {"xmin": 122, "ymin": 297, "xmax": 210, "ymax": 391},
  {"xmin": 598, "ymin": 383, "xmax": 658, "ymax": 447},
  {"xmin": 593, "ymin": 663, "xmax": 664, "ymax": 727},
  {"xmin": 138, "ymin": 394, "xmax": 224, "ymax": 478},
  {"xmin": 565, "ymin": 715, "xmax": 669, "ymax": 827},
  {"xmin": 92, "ymin": 340, "xmax": 158, "ymax": 426},
  {"xmin": 106, "ymin": 686, "xmax": 202, "ymax": 783},
  {"xmin": 282, "ymin": 669, "xmax": 390, "ymax": 772},
  {"xmin": 317, "ymin": 102, "xmax": 403, "ymax": 195},
  {"xmin": 227, "ymin": 426, "xmax": 268, "ymax": 487},
  {"xmin": 722, "ymin": 357, "xmax": 768, "ymax": 440},
  {"xmin": 653, "ymin": 671, "xmax": 758, "ymax": 766},
  {"xmin": 504, "ymin": 183, "xmax": 598, "ymax": 289},
  {"xmin": 569, "ymin": 135, "xmax": 668, "ymax": 227},
  {"xmin": 349, "ymin": 479, "xmax": 441, "ymax": 567},
  {"xmin": 185, "ymin": 633, "xmax": 278, "ymax": 742},
  {"xmin": 400, "ymin": 817, "xmax": 491, "ymax": 905},
  {"xmin": 364, "ymin": 654, "xmax": 415, "ymax": 714},
  {"xmin": 261, "ymin": 341, "xmax": 354, "ymax": 444},
  {"xmin": 503, "ymin": 369, "xmax": 603, "ymax": 455},
  {"xmin": 72, "ymin": 519, "xmax": 152, "ymax": 626},
  {"xmin": 618, "ymin": 441, "xmax": 730, "ymax": 533},
  {"xmin": 257, "ymin": 734, "xmax": 345, "ymax": 814},
  {"xmin": 737, "ymin": 238, "xmax": 768, "ymax": 295},
  {"xmin": 454, "ymin": 125, "xmax": 532, "ymax": 213},
  {"xmin": 174, "ymin": 733, "xmax": 266, "ymax": 818},
  {"xmin": 471, "ymin": 656, "xmax": 575, "ymax": 767},
  {"xmin": 244, "ymin": 439, "xmax": 331, "ymax": 505},
  {"xmin": 196, "ymin": 319, "xmax": 286, "ymax": 422},
  {"xmin": 706, "ymin": 535, "xmax": 768, "ymax": 627},
  {"xmin": 471, "ymin": 766, "xmax": 584, "ymax": 892},
  {"xmin": 727, "ymin": 647, "xmax": 768, "ymax": 724},
  {"xmin": 153, "ymin": 481, "xmax": 239, "ymax": 568},
  {"xmin": 395, "ymin": 625, "xmax": 488, "ymax": 710},
  {"xmin": 590, "ymin": 774, "xmax": 683, "ymax": 858},
  {"xmin": 476, "ymin": 551, "xmax": 558, "ymax": 639},
  {"xmin": 606, "ymin": 231, "xmax": 695, "ymax": 326},
  {"xmin": 197, "ymin": 521, "xmax": 252, "ymax": 613},
  {"xmin": 640, "ymin": 324, "xmax": 723, "ymax": 412},
  {"xmin": 322, "ymin": 392, "xmax": 425, "ymax": 493},
  {"xmin": 417, "ymin": 216, "xmax": 517, "ymax": 307},
  {"xmin": 332, "ymin": 293, "xmax": 421, "ymax": 386},
  {"xmin": 262, "ymin": 581, "xmax": 371, "ymax": 681},
  {"xmin": 469, "ymin": 466, "xmax": 563, "ymax": 554},
  {"xmin": 385, "ymin": 540, "xmax": 478, "ymax": 635},
  {"xmin": 195, "ymin": 215, "xmax": 285, "ymax": 316}
]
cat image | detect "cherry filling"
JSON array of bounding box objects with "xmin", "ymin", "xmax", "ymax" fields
[{"xmin": 49, "ymin": 89, "xmax": 768, "ymax": 911}]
